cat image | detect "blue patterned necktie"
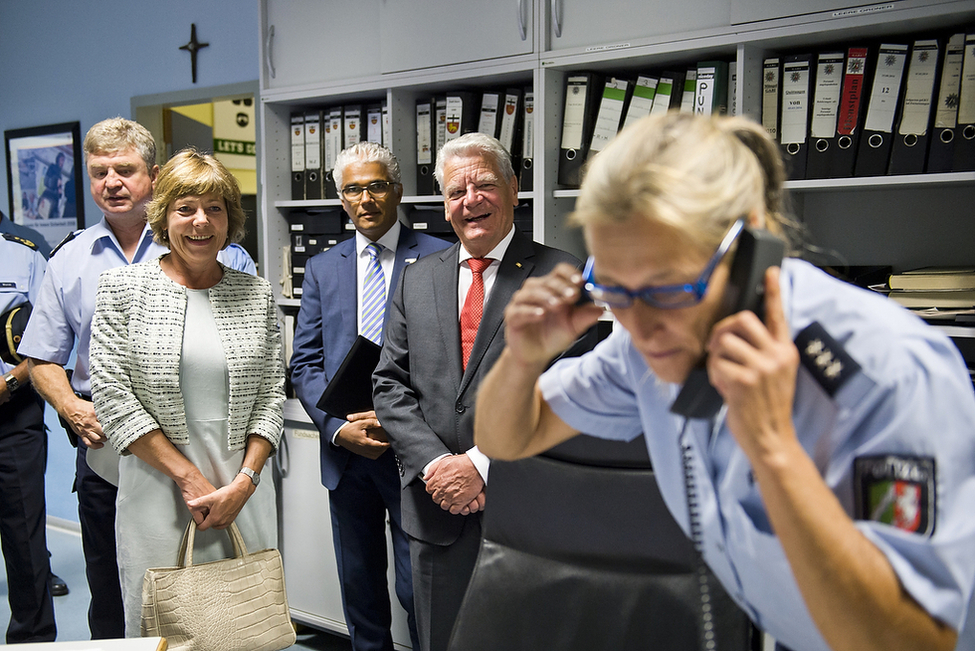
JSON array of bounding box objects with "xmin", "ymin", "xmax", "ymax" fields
[{"xmin": 361, "ymin": 242, "xmax": 386, "ymax": 344}]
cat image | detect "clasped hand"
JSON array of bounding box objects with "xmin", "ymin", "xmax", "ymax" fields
[
  {"xmin": 69, "ymin": 399, "xmax": 107, "ymax": 449},
  {"xmin": 182, "ymin": 473, "xmax": 252, "ymax": 531},
  {"xmin": 336, "ymin": 410, "xmax": 390, "ymax": 460},
  {"xmin": 424, "ymin": 454, "xmax": 485, "ymax": 515}
]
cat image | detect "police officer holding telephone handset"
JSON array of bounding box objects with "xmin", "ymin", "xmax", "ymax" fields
[{"xmin": 474, "ymin": 112, "xmax": 975, "ymax": 651}]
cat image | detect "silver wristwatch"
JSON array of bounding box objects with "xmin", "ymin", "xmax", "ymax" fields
[
  {"xmin": 3, "ymin": 372, "xmax": 21, "ymax": 393},
  {"xmin": 237, "ymin": 466, "xmax": 260, "ymax": 487}
]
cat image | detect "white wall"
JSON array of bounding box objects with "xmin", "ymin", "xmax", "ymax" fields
[{"xmin": 0, "ymin": 0, "xmax": 260, "ymax": 227}]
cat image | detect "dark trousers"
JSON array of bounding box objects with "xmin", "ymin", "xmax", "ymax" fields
[
  {"xmin": 74, "ymin": 445, "xmax": 124, "ymax": 639},
  {"xmin": 0, "ymin": 391, "xmax": 55, "ymax": 643},
  {"xmin": 329, "ymin": 451, "xmax": 419, "ymax": 651},
  {"xmin": 410, "ymin": 515, "xmax": 482, "ymax": 651}
]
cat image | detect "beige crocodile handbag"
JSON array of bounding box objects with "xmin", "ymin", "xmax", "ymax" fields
[{"xmin": 141, "ymin": 520, "xmax": 296, "ymax": 651}]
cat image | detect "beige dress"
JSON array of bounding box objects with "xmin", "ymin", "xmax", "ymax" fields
[{"xmin": 115, "ymin": 288, "xmax": 278, "ymax": 637}]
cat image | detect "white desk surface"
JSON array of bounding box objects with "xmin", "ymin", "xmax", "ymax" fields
[{"xmin": 7, "ymin": 638, "xmax": 166, "ymax": 650}]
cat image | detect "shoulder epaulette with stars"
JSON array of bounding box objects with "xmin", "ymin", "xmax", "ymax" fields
[
  {"xmin": 1, "ymin": 232, "xmax": 38, "ymax": 250},
  {"xmin": 49, "ymin": 230, "xmax": 83, "ymax": 258},
  {"xmin": 794, "ymin": 321, "xmax": 861, "ymax": 397}
]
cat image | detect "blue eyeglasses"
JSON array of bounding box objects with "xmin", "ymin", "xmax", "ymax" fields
[{"xmin": 581, "ymin": 219, "xmax": 745, "ymax": 309}]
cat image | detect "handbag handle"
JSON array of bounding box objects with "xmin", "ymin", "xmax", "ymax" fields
[{"xmin": 176, "ymin": 520, "xmax": 249, "ymax": 568}]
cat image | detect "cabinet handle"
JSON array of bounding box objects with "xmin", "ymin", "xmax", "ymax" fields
[
  {"xmin": 265, "ymin": 24, "xmax": 276, "ymax": 79},
  {"xmin": 551, "ymin": 0, "xmax": 562, "ymax": 38},
  {"xmin": 517, "ymin": 0, "xmax": 528, "ymax": 41}
]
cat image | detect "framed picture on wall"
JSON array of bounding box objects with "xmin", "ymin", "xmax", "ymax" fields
[{"xmin": 5, "ymin": 121, "xmax": 84, "ymax": 252}]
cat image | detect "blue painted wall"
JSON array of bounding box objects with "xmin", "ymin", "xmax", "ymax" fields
[
  {"xmin": 0, "ymin": 0, "xmax": 260, "ymax": 522},
  {"xmin": 0, "ymin": 0, "xmax": 259, "ymax": 227}
]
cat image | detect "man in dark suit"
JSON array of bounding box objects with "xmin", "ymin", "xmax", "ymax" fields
[
  {"xmin": 373, "ymin": 132, "xmax": 583, "ymax": 651},
  {"xmin": 291, "ymin": 142, "xmax": 449, "ymax": 651}
]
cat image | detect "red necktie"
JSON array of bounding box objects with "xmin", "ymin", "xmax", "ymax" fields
[{"xmin": 460, "ymin": 257, "xmax": 491, "ymax": 369}]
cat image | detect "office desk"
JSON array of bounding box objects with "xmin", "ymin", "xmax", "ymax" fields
[{"xmin": 7, "ymin": 638, "xmax": 166, "ymax": 650}]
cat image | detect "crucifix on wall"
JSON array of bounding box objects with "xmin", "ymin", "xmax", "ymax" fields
[{"xmin": 179, "ymin": 23, "xmax": 210, "ymax": 84}]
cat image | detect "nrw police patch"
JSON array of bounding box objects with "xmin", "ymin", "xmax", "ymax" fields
[{"xmin": 854, "ymin": 456, "xmax": 936, "ymax": 536}]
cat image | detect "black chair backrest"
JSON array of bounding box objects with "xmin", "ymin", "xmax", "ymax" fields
[{"xmin": 448, "ymin": 435, "xmax": 756, "ymax": 651}]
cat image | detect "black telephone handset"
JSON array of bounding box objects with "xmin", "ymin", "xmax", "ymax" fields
[{"xmin": 670, "ymin": 227, "xmax": 786, "ymax": 420}]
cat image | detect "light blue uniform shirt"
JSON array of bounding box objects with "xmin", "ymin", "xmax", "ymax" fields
[
  {"xmin": 19, "ymin": 217, "xmax": 256, "ymax": 395},
  {"xmin": 0, "ymin": 235, "xmax": 47, "ymax": 375},
  {"xmin": 540, "ymin": 258, "xmax": 975, "ymax": 651}
]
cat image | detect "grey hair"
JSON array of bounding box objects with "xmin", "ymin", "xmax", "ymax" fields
[
  {"xmin": 434, "ymin": 132, "xmax": 514, "ymax": 192},
  {"xmin": 333, "ymin": 141, "xmax": 401, "ymax": 191}
]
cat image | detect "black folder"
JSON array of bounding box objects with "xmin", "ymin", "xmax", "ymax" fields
[
  {"xmin": 832, "ymin": 46, "xmax": 871, "ymax": 178},
  {"xmin": 953, "ymin": 34, "xmax": 975, "ymax": 172},
  {"xmin": 927, "ymin": 34, "xmax": 966, "ymax": 173},
  {"xmin": 445, "ymin": 91, "xmax": 479, "ymax": 143},
  {"xmin": 290, "ymin": 112, "xmax": 305, "ymax": 200},
  {"xmin": 497, "ymin": 88, "xmax": 523, "ymax": 159},
  {"xmin": 317, "ymin": 335, "xmax": 382, "ymax": 420},
  {"xmin": 558, "ymin": 72, "xmax": 602, "ymax": 188},
  {"xmin": 415, "ymin": 98, "xmax": 436, "ymax": 195},
  {"xmin": 780, "ymin": 54, "xmax": 813, "ymax": 180},
  {"xmin": 304, "ymin": 110, "xmax": 323, "ymax": 200},
  {"xmin": 588, "ymin": 77, "xmax": 633, "ymax": 160},
  {"xmin": 855, "ymin": 43, "xmax": 909, "ymax": 177},
  {"xmin": 888, "ymin": 39, "xmax": 940, "ymax": 175},
  {"xmin": 806, "ymin": 51, "xmax": 846, "ymax": 179},
  {"xmin": 659, "ymin": 70, "xmax": 685, "ymax": 111},
  {"xmin": 343, "ymin": 104, "xmax": 364, "ymax": 149},
  {"xmin": 478, "ymin": 90, "xmax": 503, "ymax": 138},
  {"xmin": 324, "ymin": 107, "xmax": 343, "ymax": 199},
  {"xmin": 761, "ymin": 58, "xmax": 781, "ymax": 141},
  {"xmin": 519, "ymin": 87, "xmax": 534, "ymax": 191}
]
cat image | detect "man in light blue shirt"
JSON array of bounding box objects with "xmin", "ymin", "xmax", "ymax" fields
[{"xmin": 20, "ymin": 117, "xmax": 255, "ymax": 639}]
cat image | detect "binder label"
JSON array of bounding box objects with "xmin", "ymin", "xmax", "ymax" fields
[
  {"xmin": 291, "ymin": 115, "xmax": 305, "ymax": 173},
  {"xmin": 478, "ymin": 92, "xmax": 501, "ymax": 138},
  {"xmin": 898, "ymin": 41, "xmax": 939, "ymax": 136},
  {"xmin": 416, "ymin": 102, "xmax": 433, "ymax": 165},
  {"xmin": 933, "ymin": 35, "xmax": 965, "ymax": 129},
  {"xmin": 590, "ymin": 79, "xmax": 629, "ymax": 154},
  {"xmin": 837, "ymin": 49, "xmax": 868, "ymax": 137},
  {"xmin": 680, "ymin": 70, "xmax": 697, "ymax": 114},
  {"xmin": 344, "ymin": 106, "xmax": 362, "ymax": 149},
  {"xmin": 863, "ymin": 44, "xmax": 909, "ymax": 133},
  {"xmin": 781, "ymin": 58, "xmax": 811, "ymax": 146},
  {"xmin": 810, "ymin": 53, "xmax": 845, "ymax": 138},
  {"xmin": 762, "ymin": 58, "xmax": 780, "ymax": 138},
  {"xmin": 366, "ymin": 106, "xmax": 383, "ymax": 145},
  {"xmin": 958, "ymin": 36, "xmax": 975, "ymax": 126},
  {"xmin": 445, "ymin": 95, "xmax": 465, "ymax": 142},
  {"xmin": 522, "ymin": 91, "xmax": 534, "ymax": 159},
  {"xmin": 695, "ymin": 66, "xmax": 719, "ymax": 116},
  {"xmin": 435, "ymin": 98, "xmax": 448, "ymax": 154},
  {"xmin": 498, "ymin": 92, "xmax": 521, "ymax": 152},
  {"xmin": 651, "ymin": 77, "xmax": 675, "ymax": 116},
  {"xmin": 561, "ymin": 76, "xmax": 590, "ymax": 151},
  {"xmin": 305, "ymin": 113, "xmax": 321, "ymax": 170},
  {"xmin": 622, "ymin": 76, "xmax": 657, "ymax": 130}
]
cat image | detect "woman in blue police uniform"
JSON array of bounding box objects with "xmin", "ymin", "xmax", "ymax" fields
[
  {"xmin": 0, "ymin": 233, "xmax": 56, "ymax": 643},
  {"xmin": 473, "ymin": 112, "xmax": 975, "ymax": 651}
]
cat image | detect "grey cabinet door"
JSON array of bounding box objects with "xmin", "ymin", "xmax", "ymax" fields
[
  {"xmin": 544, "ymin": 0, "xmax": 730, "ymax": 52},
  {"xmin": 380, "ymin": 0, "xmax": 535, "ymax": 73},
  {"xmin": 263, "ymin": 0, "xmax": 382, "ymax": 89}
]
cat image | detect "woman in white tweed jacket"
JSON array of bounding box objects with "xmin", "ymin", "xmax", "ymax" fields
[{"xmin": 90, "ymin": 150, "xmax": 285, "ymax": 637}]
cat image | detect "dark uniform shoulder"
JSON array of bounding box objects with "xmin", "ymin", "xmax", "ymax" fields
[
  {"xmin": 1, "ymin": 232, "xmax": 38, "ymax": 250},
  {"xmin": 49, "ymin": 230, "xmax": 83, "ymax": 258}
]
